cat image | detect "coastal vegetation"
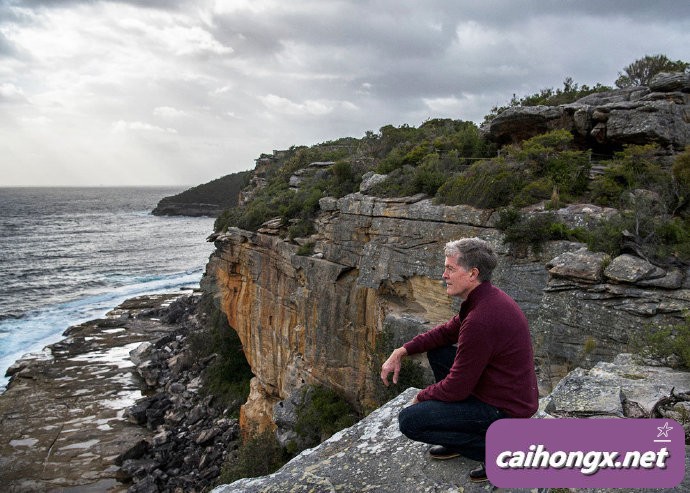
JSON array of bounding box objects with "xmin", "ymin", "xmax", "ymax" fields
[
  {"xmin": 153, "ymin": 171, "xmax": 252, "ymax": 215},
  {"xmin": 212, "ymin": 54, "xmax": 690, "ymax": 265},
  {"xmin": 214, "ymin": 126, "xmax": 690, "ymax": 265},
  {"xmin": 189, "ymin": 295, "xmax": 253, "ymax": 415},
  {"xmin": 630, "ymin": 313, "xmax": 690, "ymax": 369},
  {"xmin": 219, "ymin": 384, "xmax": 360, "ymax": 483}
]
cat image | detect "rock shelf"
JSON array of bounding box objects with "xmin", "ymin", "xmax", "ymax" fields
[{"xmin": 0, "ymin": 292, "xmax": 231, "ymax": 492}]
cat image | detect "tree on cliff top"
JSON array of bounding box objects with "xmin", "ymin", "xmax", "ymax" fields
[{"xmin": 615, "ymin": 54, "xmax": 689, "ymax": 88}]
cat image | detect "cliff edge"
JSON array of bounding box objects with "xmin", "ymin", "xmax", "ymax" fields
[{"xmin": 212, "ymin": 355, "xmax": 690, "ymax": 492}]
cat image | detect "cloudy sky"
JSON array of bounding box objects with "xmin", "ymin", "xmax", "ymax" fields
[{"xmin": 1, "ymin": 0, "xmax": 688, "ymax": 187}]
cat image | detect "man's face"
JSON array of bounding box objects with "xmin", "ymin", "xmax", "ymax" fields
[{"xmin": 443, "ymin": 254, "xmax": 476, "ymax": 299}]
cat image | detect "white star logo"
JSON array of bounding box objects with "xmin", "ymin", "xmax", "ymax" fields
[{"xmin": 657, "ymin": 421, "xmax": 673, "ymax": 438}]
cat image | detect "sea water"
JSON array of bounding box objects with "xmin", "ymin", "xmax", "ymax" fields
[{"xmin": 0, "ymin": 187, "xmax": 216, "ymax": 390}]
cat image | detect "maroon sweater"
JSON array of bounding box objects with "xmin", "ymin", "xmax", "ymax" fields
[{"xmin": 403, "ymin": 281, "xmax": 538, "ymax": 418}]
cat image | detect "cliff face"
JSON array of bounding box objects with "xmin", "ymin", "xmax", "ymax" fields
[
  {"xmin": 203, "ymin": 192, "xmax": 690, "ymax": 433},
  {"xmin": 202, "ymin": 194, "xmax": 489, "ymax": 431},
  {"xmin": 202, "ymin": 74, "xmax": 690, "ymax": 434}
]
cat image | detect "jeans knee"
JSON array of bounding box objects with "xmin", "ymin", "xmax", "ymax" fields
[{"xmin": 398, "ymin": 406, "xmax": 420, "ymax": 439}]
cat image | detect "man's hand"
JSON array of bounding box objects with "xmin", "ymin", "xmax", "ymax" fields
[{"xmin": 380, "ymin": 347, "xmax": 408, "ymax": 386}]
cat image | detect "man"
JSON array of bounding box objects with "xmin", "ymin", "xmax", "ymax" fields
[{"xmin": 380, "ymin": 237, "xmax": 538, "ymax": 483}]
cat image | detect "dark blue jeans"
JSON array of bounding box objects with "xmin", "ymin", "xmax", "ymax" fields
[{"xmin": 397, "ymin": 345, "xmax": 505, "ymax": 462}]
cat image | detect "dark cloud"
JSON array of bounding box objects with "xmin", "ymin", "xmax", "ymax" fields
[
  {"xmin": 0, "ymin": 31, "xmax": 17, "ymax": 57},
  {"xmin": 1, "ymin": 0, "xmax": 688, "ymax": 185},
  {"xmin": 3, "ymin": 0, "xmax": 187, "ymax": 10}
]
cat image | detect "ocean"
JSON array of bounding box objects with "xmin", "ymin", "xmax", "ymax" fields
[{"xmin": 0, "ymin": 187, "xmax": 216, "ymax": 390}]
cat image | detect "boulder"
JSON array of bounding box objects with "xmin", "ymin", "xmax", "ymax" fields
[
  {"xmin": 546, "ymin": 247, "xmax": 609, "ymax": 283},
  {"xmin": 649, "ymin": 72, "xmax": 690, "ymax": 92},
  {"xmin": 542, "ymin": 353, "xmax": 690, "ymax": 425},
  {"xmin": 604, "ymin": 254, "xmax": 667, "ymax": 284},
  {"xmin": 483, "ymin": 73, "xmax": 690, "ymax": 151}
]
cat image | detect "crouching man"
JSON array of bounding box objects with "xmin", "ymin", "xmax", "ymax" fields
[{"xmin": 380, "ymin": 237, "xmax": 538, "ymax": 483}]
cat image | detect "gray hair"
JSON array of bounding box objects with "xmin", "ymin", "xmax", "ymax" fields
[{"xmin": 444, "ymin": 237, "xmax": 497, "ymax": 282}]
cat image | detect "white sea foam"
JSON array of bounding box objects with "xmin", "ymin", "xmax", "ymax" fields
[{"xmin": 0, "ymin": 187, "xmax": 215, "ymax": 391}]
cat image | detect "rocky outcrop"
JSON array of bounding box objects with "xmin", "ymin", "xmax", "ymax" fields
[
  {"xmin": 541, "ymin": 353, "xmax": 690, "ymax": 424},
  {"xmin": 204, "ymin": 190, "xmax": 690, "ymax": 434},
  {"xmin": 117, "ymin": 295, "xmax": 241, "ymax": 493},
  {"xmin": 212, "ymin": 356, "xmax": 690, "ymax": 492},
  {"xmin": 203, "ymin": 194, "xmax": 525, "ymax": 433},
  {"xmin": 535, "ymin": 248, "xmax": 689, "ymax": 378},
  {"xmin": 213, "ymin": 388, "xmax": 508, "ymax": 493},
  {"xmin": 483, "ymin": 72, "xmax": 690, "ymax": 151}
]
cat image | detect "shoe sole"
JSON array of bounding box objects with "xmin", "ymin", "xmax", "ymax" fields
[
  {"xmin": 429, "ymin": 452, "xmax": 461, "ymax": 460},
  {"xmin": 469, "ymin": 476, "xmax": 488, "ymax": 483}
]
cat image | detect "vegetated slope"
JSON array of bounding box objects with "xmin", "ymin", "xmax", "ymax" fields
[{"xmin": 152, "ymin": 171, "xmax": 252, "ymax": 217}]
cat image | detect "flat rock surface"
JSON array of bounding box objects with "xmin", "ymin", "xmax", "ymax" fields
[
  {"xmin": 0, "ymin": 293, "xmax": 186, "ymax": 492},
  {"xmin": 214, "ymin": 379, "xmax": 690, "ymax": 493},
  {"xmin": 213, "ymin": 388, "xmax": 537, "ymax": 493}
]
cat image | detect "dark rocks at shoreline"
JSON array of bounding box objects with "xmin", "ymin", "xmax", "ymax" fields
[
  {"xmin": 0, "ymin": 292, "xmax": 241, "ymax": 493},
  {"xmin": 0, "ymin": 293, "xmax": 186, "ymax": 491},
  {"xmin": 116, "ymin": 295, "xmax": 241, "ymax": 493}
]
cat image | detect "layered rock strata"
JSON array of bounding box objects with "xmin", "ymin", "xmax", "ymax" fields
[
  {"xmin": 204, "ymin": 192, "xmax": 690, "ymax": 434},
  {"xmin": 483, "ymin": 71, "xmax": 690, "ymax": 151},
  {"xmin": 536, "ymin": 248, "xmax": 690, "ymax": 377}
]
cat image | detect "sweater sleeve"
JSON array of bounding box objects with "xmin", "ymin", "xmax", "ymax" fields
[
  {"xmin": 403, "ymin": 314, "xmax": 462, "ymax": 356},
  {"xmin": 416, "ymin": 317, "xmax": 495, "ymax": 402}
]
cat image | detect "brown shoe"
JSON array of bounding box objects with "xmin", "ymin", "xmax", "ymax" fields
[
  {"xmin": 428, "ymin": 445, "xmax": 460, "ymax": 460},
  {"xmin": 469, "ymin": 462, "xmax": 488, "ymax": 482}
]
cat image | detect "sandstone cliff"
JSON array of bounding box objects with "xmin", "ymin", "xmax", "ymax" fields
[
  {"xmin": 201, "ymin": 72, "xmax": 690, "ymax": 434},
  {"xmin": 202, "ymin": 192, "xmax": 690, "ymax": 434}
]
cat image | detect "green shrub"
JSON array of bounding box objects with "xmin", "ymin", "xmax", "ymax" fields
[
  {"xmin": 190, "ymin": 295, "xmax": 253, "ymax": 416},
  {"xmin": 504, "ymin": 130, "xmax": 591, "ymax": 201},
  {"xmin": 294, "ymin": 386, "xmax": 359, "ymax": 449},
  {"xmin": 652, "ymin": 217, "xmax": 690, "ymax": 262},
  {"xmin": 296, "ymin": 242, "xmax": 315, "ymax": 256},
  {"xmin": 585, "ymin": 213, "xmax": 630, "ymax": 258},
  {"xmin": 630, "ymin": 314, "xmax": 690, "ymax": 369},
  {"xmin": 219, "ymin": 430, "xmax": 287, "ymax": 484},
  {"xmin": 435, "ymin": 160, "xmax": 524, "ymax": 208},
  {"xmin": 512, "ymin": 177, "xmax": 555, "ymax": 207},
  {"xmin": 591, "ymin": 144, "xmax": 670, "ymax": 208},
  {"xmin": 367, "ymin": 166, "xmax": 420, "ymax": 198},
  {"xmin": 545, "ymin": 150, "xmax": 591, "ymax": 197},
  {"xmin": 369, "ymin": 329, "xmax": 430, "ymax": 409},
  {"xmin": 496, "ymin": 208, "xmax": 586, "ymax": 255},
  {"xmin": 289, "ymin": 219, "xmax": 316, "ymax": 241}
]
